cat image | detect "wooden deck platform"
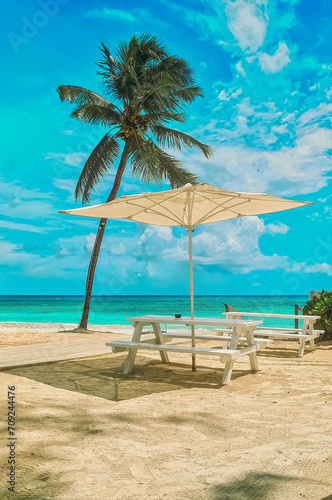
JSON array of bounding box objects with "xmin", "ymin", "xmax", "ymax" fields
[{"xmin": 0, "ymin": 338, "xmax": 115, "ymax": 370}]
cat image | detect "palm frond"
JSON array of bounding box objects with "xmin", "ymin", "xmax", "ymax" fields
[
  {"xmin": 129, "ymin": 133, "xmax": 199, "ymax": 188},
  {"xmin": 143, "ymin": 111, "xmax": 186, "ymax": 125},
  {"xmin": 98, "ymin": 34, "xmax": 168, "ymax": 102},
  {"xmin": 172, "ymin": 86, "xmax": 203, "ymax": 102},
  {"xmin": 145, "ymin": 57, "xmax": 195, "ymax": 87},
  {"xmin": 70, "ymin": 104, "xmax": 121, "ymax": 127},
  {"xmin": 58, "ymin": 34, "xmax": 211, "ymax": 202},
  {"xmin": 151, "ymin": 125, "xmax": 213, "ymax": 158},
  {"xmin": 116, "ymin": 33, "xmax": 166, "ymax": 67},
  {"xmin": 75, "ymin": 133, "xmax": 121, "ymax": 204},
  {"xmin": 57, "ymin": 85, "xmax": 113, "ymax": 107},
  {"xmin": 137, "ymin": 33, "xmax": 167, "ymax": 61},
  {"xmin": 139, "ymin": 73, "xmax": 203, "ymax": 114},
  {"xmin": 97, "ymin": 42, "xmax": 120, "ymax": 77}
]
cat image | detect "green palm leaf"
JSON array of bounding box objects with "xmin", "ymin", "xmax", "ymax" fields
[
  {"xmin": 57, "ymin": 85, "xmax": 115, "ymax": 108},
  {"xmin": 59, "ymin": 33, "xmax": 213, "ymax": 198},
  {"xmin": 70, "ymin": 104, "xmax": 121, "ymax": 127},
  {"xmin": 129, "ymin": 133, "xmax": 198, "ymax": 188},
  {"xmin": 151, "ymin": 125, "xmax": 213, "ymax": 158},
  {"xmin": 75, "ymin": 133, "xmax": 120, "ymax": 204}
]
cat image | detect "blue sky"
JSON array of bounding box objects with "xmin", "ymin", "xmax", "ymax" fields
[{"xmin": 1, "ymin": 0, "xmax": 331, "ymax": 296}]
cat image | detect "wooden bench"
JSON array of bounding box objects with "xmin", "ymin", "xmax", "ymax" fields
[
  {"xmin": 222, "ymin": 311, "xmax": 323, "ymax": 357},
  {"xmin": 161, "ymin": 332, "xmax": 273, "ymax": 350},
  {"xmin": 106, "ymin": 315, "xmax": 263, "ymax": 384},
  {"xmin": 106, "ymin": 340, "xmax": 259, "ymax": 385}
]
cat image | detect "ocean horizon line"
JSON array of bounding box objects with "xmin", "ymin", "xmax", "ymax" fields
[
  {"xmin": 0, "ymin": 294, "xmax": 308, "ymax": 298},
  {"xmin": 0, "ymin": 295, "xmax": 309, "ymax": 326}
]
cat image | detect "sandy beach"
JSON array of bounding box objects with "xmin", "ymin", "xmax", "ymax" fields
[{"xmin": 0, "ymin": 323, "xmax": 332, "ymax": 499}]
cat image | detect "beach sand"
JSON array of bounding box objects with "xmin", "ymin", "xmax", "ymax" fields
[
  {"xmin": 0, "ymin": 323, "xmax": 332, "ymax": 499},
  {"xmin": 0, "ymin": 322, "xmax": 134, "ymax": 348}
]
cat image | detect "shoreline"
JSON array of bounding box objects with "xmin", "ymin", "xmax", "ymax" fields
[
  {"xmin": 0, "ymin": 322, "xmax": 134, "ymax": 348},
  {"xmin": 0, "ymin": 321, "xmax": 133, "ymax": 331}
]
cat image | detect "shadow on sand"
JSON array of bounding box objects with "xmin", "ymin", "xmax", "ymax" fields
[
  {"xmin": 4, "ymin": 354, "xmax": 256, "ymax": 401},
  {"xmin": 209, "ymin": 472, "xmax": 299, "ymax": 500}
]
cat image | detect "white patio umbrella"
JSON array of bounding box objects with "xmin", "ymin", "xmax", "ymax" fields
[{"xmin": 60, "ymin": 183, "xmax": 313, "ymax": 370}]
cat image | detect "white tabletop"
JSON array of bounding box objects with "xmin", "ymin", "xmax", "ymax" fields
[
  {"xmin": 223, "ymin": 311, "xmax": 320, "ymax": 320},
  {"xmin": 125, "ymin": 315, "xmax": 263, "ymax": 327}
]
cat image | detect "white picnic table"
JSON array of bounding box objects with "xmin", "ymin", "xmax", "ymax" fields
[
  {"xmin": 106, "ymin": 315, "xmax": 264, "ymax": 384},
  {"xmin": 222, "ymin": 311, "xmax": 322, "ymax": 357}
]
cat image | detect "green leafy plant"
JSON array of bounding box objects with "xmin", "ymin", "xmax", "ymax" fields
[{"xmin": 303, "ymin": 290, "xmax": 332, "ymax": 340}]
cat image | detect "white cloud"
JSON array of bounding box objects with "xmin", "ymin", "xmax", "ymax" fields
[
  {"xmin": 297, "ymin": 103, "xmax": 332, "ymax": 127},
  {"xmin": 52, "ymin": 178, "xmax": 76, "ymax": 193},
  {"xmin": 86, "ymin": 7, "xmax": 158, "ymax": 26},
  {"xmin": 0, "ymin": 237, "xmax": 80, "ymax": 279},
  {"xmin": 225, "ymin": 0, "xmax": 268, "ymax": 53},
  {"xmin": 217, "ymin": 87, "xmax": 243, "ymax": 102},
  {"xmin": 235, "ymin": 60, "xmax": 247, "ymax": 77},
  {"xmin": 1, "ymin": 209, "xmax": 329, "ymax": 289},
  {"xmin": 265, "ymin": 222, "xmax": 289, "ymax": 235},
  {"xmin": 45, "ymin": 152, "xmax": 86, "ymax": 166},
  {"xmin": 138, "ymin": 226, "xmax": 173, "ymax": 246},
  {"xmin": 187, "ymin": 121, "xmax": 332, "ymax": 196},
  {"xmin": 271, "ymin": 124, "xmax": 288, "ymax": 134},
  {"xmin": 0, "ymin": 179, "xmax": 53, "ymax": 201},
  {"xmin": 288, "ymin": 261, "xmax": 332, "ymax": 277},
  {"xmin": 57, "ymin": 129, "xmax": 75, "ymax": 136},
  {"xmin": 163, "ymin": 216, "xmax": 290, "ymax": 274},
  {"xmin": 0, "ymin": 179, "xmax": 56, "ymax": 220},
  {"xmin": 304, "ymin": 263, "xmax": 332, "ymax": 276},
  {"xmin": 110, "ymin": 242, "xmax": 126, "ymax": 255},
  {"xmin": 146, "ymin": 262, "xmax": 156, "ymax": 278},
  {"xmin": 258, "ymin": 42, "xmax": 291, "ymax": 73},
  {"xmin": 86, "ymin": 8, "xmax": 136, "ymax": 23},
  {"xmin": 218, "ymin": 89, "xmax": 228, "ymax": 101},
  {"xmin": 0, "ymin": 200, "xmax": 55, "ymax": 220},
  {"xmin": 0, "ymin": 220, "xmax": 45, "ymax": 233}
]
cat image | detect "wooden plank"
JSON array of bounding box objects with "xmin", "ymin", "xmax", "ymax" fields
[
  {"xmin": 255, "ymin": 327, "xmax": 322, "ymax": 333},
  {"xmin": 298, "ymin": 339, "xmax": 305, "ymax": 357},
  {"xmin": 253, "ymin": 331, "xmax": 318, "ymax": 339},
  {"xmin": 123, "ymin": 322, "xmax": 143, "ymax": 375},
  {"xmin": 244, "ymin": 327, "xmax": 259, "ymax": 372},
  {"xmin": 125, "ymin": 315, "xmax": 263, "ymax": 327},
  {"xmin": 222, "ymin": 360, "xmax": 234, "ymax": 385},
  {"xmin": 221, "ymin": 326, "xmax": 241, "ymax": 383},
  {"xmin": 256, "ymin": 327, "xmax": 303, "ymax": 332},
  {"xmin": 107, "ymin": 341, "xmax": 258, "ymax": 360},
  {"xmin": 0, "ymin": 338, "xmax": 116, "ymax": 370},
  {"xmin": 152, "ymin": 322, "xmax": 169, "ymax": 364},
  {"xmin": 162, "ymin": 333, "xmax": 272, "ymax": 344},
  {"xmin": 223, "ymin": 312, "xmax": 320, "ymax": 320},
  {"xmin": 112, "ymin": 336, "xmax": 157, "ymax": 352}
]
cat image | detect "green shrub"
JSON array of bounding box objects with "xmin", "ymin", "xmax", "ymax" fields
[{"xmin": 303, "ymin": 290, "xmax": 332, "ymax": 340}]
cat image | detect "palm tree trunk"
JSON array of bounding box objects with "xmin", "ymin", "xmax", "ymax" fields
[{"xmin": 78, "ymin": 143, "xmax": 129, "ymax": 330}]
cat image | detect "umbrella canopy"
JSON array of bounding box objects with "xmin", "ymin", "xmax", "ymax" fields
[
  {"xmin": 60, "ymin": 182, "xmax": 312, "ymax": 228},
  {"xmin": 60, "ymin": 183, "xmax": 313, "ymax": 370}
]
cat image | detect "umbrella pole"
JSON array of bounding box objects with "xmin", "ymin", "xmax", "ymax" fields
[{"xmin": 188, "ymin": 227, "xmax": 196, "ymax": 372}]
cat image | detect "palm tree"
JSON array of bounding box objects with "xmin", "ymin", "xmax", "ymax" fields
[{"xmin": 57, "ymin": 33, "xmax": 213, "ymax": 330}]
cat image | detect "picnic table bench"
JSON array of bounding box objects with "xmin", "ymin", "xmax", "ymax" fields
[
  {"xmin": 162, "ymin": 332, "xmax": 273, "ymax": 350},
  {"xmin": 222, "ymin": 311, "xmax": 323, "ymax": 357},
  {"xmin": 107, "ymin": 315, "xmax": 263, "ymax": 384}
]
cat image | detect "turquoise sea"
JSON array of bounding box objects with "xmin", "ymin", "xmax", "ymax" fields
[{"xmin": 0, "ymin": 295, "xmax": 308, "ymax": 328}]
